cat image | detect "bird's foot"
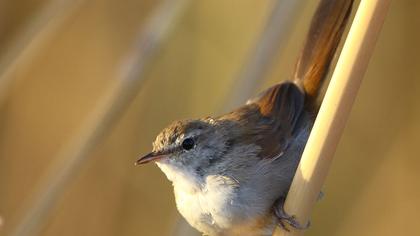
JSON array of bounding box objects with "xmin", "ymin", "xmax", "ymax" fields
[{"xmin": 274, "ymin": 198, "xmax": 310, "ymax": 231}]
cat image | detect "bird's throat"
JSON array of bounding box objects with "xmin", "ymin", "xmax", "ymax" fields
[{"xmin": 156, "ymin": 162, "xmax": 204, "ymax": 193}]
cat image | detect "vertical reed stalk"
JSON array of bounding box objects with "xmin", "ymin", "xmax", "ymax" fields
[{"xmin": 274, "ymin": 0, "xmax": 391, "ymax": 235}]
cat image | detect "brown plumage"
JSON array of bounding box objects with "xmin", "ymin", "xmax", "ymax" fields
[{"xmin": 219, "ymin": 82, "xmax": 305, "ymax": 160}]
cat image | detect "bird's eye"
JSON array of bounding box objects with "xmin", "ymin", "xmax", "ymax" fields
[{"xmin": 182, "ymin": 138, "xmax": 195, "ymax": 150}]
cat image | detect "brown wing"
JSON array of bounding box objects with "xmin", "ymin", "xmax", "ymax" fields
[
  {"xmin": 253, "ymin": 82, "xmax": 305, "ymax": 159},
  {"xmin": 222, "ymin": 82, "xmax": 305, "ymax": 160}
]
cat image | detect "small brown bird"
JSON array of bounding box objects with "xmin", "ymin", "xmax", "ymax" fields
[{"xmin": 136, "ymin": 0, "xmax": 353, "ymax": 235}]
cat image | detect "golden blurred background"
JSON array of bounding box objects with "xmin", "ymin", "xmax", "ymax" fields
[{"xmin": 0, "ymin": 0, "xmax": 419, "ymax": 235}]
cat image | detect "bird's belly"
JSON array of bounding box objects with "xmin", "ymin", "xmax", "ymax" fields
[{"xmin": 173, "ymin": 176, "xmax": 275, "ymax": 236}]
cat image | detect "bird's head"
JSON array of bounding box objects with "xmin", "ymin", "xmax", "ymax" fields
[{"xmin": 136, "ymin": 118, "xmax": 232, "ymax": 185}]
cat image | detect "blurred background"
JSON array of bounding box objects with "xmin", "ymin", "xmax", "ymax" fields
[{"xmin": 0, "ymin": 0, "xmax": 419, "ymax": 235}]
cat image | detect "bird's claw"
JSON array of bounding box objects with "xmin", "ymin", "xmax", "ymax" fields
[{"xmin": 274, "ymin": 199, "xmax": 310, "ymax": 231}]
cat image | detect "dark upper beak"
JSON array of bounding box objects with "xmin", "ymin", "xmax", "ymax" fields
[{"xmin": 135, "ymin": 151, "xmax": 168, "ymax": 165}]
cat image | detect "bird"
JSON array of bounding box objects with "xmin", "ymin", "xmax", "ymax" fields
[{"xmin": 136, "ymin": 0, "xmax": 353, "ymax": 235}]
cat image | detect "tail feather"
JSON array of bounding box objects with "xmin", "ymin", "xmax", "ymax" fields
[{"xmin": 294, "ymin": 0, "xmax": 353, "ymax": 106}]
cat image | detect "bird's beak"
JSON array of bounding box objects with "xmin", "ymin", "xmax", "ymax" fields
[{"xmin": 135, "ymin": 151, "xmax": 168, "ymax": 165}]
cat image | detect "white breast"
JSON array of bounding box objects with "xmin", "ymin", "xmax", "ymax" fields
[{"xmin": 157, "ymin": 162, "xmax": 275, "ymax": 236}]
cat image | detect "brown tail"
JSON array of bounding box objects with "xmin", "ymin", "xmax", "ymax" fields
[{"xmin": 294, "ymin": 0, "xmax": 353, "ymax": 106}]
